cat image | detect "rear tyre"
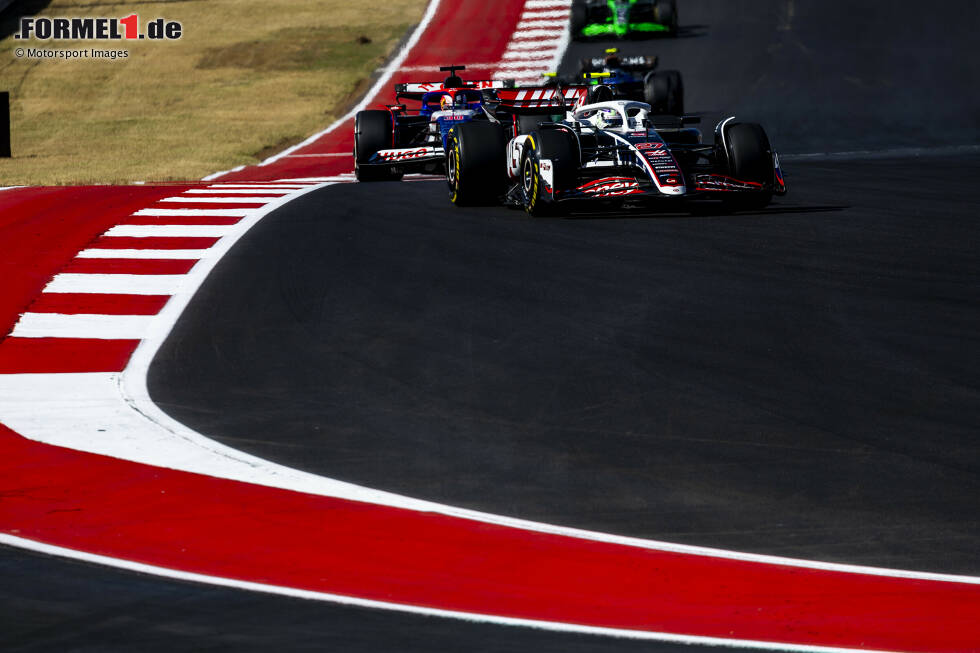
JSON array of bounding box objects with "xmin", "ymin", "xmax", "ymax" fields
[
  {"xmin": 518, "ymin": 114, "xmax": 549, "ymax": 135},
  {"xmin": 643, "ymin": 70, "xmax": 682, "ymax": 115},
  {"xmin": 654, "ymin": 0, "xmax": 678, "ymax": 36},
  {"xmin": 630, "ymin": 0, "xmax": 655, "ymax": 22},
  {"xmin": 447, "ymin": 122, "xmax": 507, "ymax": 206},
  {"xmin": 663, "ymin": 70, "xmax": 684, "ymax": 115},
  {"xmin": 354, "ymin": 110, "xmax": 402, "ymax": 182},
  {"xmin": 521, "ymin": 129, "xmax": 579, "ymax": 217},
  {"xmin": 570, "ymin": 1, "xmax": 588, "ymax": 41},
  {"xmin": 722, "ymin": 122, "xmax": 774, "ymax": 211},
  {"xmin": 587, "ymin": 84, "xmax": 615, "ymax": 104}
]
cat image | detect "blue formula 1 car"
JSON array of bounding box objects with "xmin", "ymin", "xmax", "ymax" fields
[
  {"xmin": 578, "ymin": 48, "xmax": 684, "ymax": 115},
  {"xmin": 353, "ymin": 66, "xmax": 514, "ymax": 181}
]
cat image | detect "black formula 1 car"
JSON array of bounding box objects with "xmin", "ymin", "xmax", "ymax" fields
[
  {"xmin": 353, "ymin": 66, "xmax": 513, "ymax": 181},
  {"xmin": 445, "ymin": 87, "xmax": 786, "ymax": 215}
]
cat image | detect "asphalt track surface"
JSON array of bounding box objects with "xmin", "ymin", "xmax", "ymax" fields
[
  {"xmin": 151, "ymin": 149, "xmax": 980, "ymax": 567},
  {"xmin": 4, "ymin": 1, "xmax": 980, "ymax": 651}
]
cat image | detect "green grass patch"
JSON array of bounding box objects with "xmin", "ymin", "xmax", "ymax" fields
[{"xmin": 198, "ymin": 26, "xmax": 402, "ymax": 72}]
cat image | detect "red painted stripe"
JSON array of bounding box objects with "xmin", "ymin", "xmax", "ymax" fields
[
  {"xmin": 92, "ymin": 236, "xmax": 221, "ymax": 250},
  {"xmin": 63, "ymin": 258, "xmax": 198, "ymax": 275},
  {"xmin": 124, "ymin": 215, "xmax": 242, "ymax": 226},
  {"xmin": 0, "ymin": 338, "xmax": 139, "ymax": 373},
  {"xmin": 0, "ymin": 422, "xmax": 976, "ymax": 652},
  {"xmin": 0, "ymin": 185, "xmax": 193, "ymax": 339},
  {"xmin": 29, "ymin": 293, "xmax": 171, "ymax": 315}
]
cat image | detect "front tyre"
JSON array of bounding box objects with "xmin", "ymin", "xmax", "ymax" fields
[
  {"xmin": 723, "ymin": 122, "xmax": 774, "ymax": 211},
  {"xmin": 447, "ymin": 122, "xmax": 507, "ymax": 206},
  {"xmin": 521, "ymin": 129, "xmax": 579, "ymax": 217}
]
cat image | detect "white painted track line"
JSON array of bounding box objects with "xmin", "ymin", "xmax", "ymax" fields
[
  {"xmin": 184, "ymin": 189, "xmax": 292, "ymax": 195},
  {"xmin": 501, "ymin": 40, "xmax": 558, "ymax": 51},
  {"xmin": 520, "ymin": 10, "xmax": 569, "ymax": 19},
  {"xmin": 525, "ymin": 0, "xmax": 571, "ymax": 7},
  {"xmin": 516, "ymin": 19, "xmax": 567, "ymax": 29},
  {"xmin": 44, "ymin": 273, "xmax": 189, "ymax": 295},
  {"xmin": 77, "ymin": 248, "xmax": 208, "ymax": 259},
  {"xmin": 104, "ymin": 225, "xmax": 233, "ymax": 238},
  {"xmin": 502, "ymin": 50, "xmax": 554, "ymax": 60},
  {"xmin": 158, "ymin": 196, "xmax": 280, "ymax": 204},
  {"xmin": 12, "ymin": 313, "xmax": 155, "ymax": 340},
  {"xmin": 498, "ymin": 60, "xmax": 558, "ymax": 70},
  {"xmin": 511, "ymin": 29, "xmax": 565, "ymax": 39},
  {"xmin": 133, "ymin": 208, "xmax": 254, "ymax": 218},
  {"xmin": 208, "ymin": 184, "xmax": 307, "ymax": 189},
  {"xmin": 276, "ymin": 177, "xmax": 352, "ymax": 182},
  {"xmin": 284, "ymin": 153, "xmax": 351, "ymax": 158}
]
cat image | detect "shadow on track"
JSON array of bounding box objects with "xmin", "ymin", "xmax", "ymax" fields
[{"xmin": 564, "ymin": 203, "xmax": 847, "ymax": 220}]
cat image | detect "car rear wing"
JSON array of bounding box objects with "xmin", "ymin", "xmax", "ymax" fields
[
  {"xmin": 489, "ymin": 86, "xmax": 591, "ymax": 114},
  {"xmin": 394, "ymin": 79, "xmax": 515, "ymax": 101},
  {"xmin": 582, "ymin": 55, "xmax": 658, "ymax": 72}
]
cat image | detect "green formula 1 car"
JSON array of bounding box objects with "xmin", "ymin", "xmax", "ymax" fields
[{"xmin": 570, "ymin": 0, "xmax": 678, "ymax": 40}]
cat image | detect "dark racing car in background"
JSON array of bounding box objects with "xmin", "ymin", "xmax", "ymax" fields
[
  {"xmin": 571, "ymin": 0, "xmax": 678, "ymax": 40},
  {"xmin": 445, "ymin": 87, "xmax": 786, "ymax": 215},
  {"xmin": 353, "ymin": 66, "xmax": 514, "ymax": 181},
  {"xmin": 578, "ymin": 47, "xmax": 683, "ymax": 115}
]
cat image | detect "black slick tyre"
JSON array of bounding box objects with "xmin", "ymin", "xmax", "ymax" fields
[
  {"xmin": 447, "ymin": 122, "xmax": 507, "ymax": 206},
  {"xmin": 521, "ymin": 129, "xmax": 578, "ymax": 217},
  {"xmin": 654, "ymin": 0, "xmax": 678, "ymax": 36},
  {"xmin": 587, "ymin": 84, "xmax": 615, "ymax": 104},
  {"xmin": 570, "ymin": 1, "xmax": 587, "ymax": 41},
  {"xmin": 518, "ymin": 114, "xmax": 548, "ymax": 135},
  {"xmin": 662, "ymin": 70, "xmax": 684, "ymax": 115},
  {"xmin": 643, "ymin": 70, "xmax": 683, "ymax": 115},
  {"xmin": 354, "ymin": 110, "xmax": 402, "ymax": 182},
  {"xmin": 723, "ymin": 122, "xmax": 774, "ymax": 211}
]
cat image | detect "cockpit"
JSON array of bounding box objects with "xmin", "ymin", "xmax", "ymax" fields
[
  {"xmin": 421, "ymin": 90, "xmax": 483, "ymax": 116},
  {"xmin": 574, "ymin": 101, "xmax": 652, "ymax": 132}
]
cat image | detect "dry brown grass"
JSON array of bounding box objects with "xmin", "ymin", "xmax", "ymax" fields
[{"xmin": 0, "ymin": 0, "xmax": 426, "ymax": 185}]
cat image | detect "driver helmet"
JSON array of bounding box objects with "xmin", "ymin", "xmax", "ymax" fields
[
  {"xmin": 439, "ymin": 94, "xmax": 452, "ymax": 111},
  {"xmin": 604, "ymin": 53, "xmax": 621, "ymax": 69},
  {"xmin": 594, "ymin": 107, "xmax": 622, "ymax": 129}
]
